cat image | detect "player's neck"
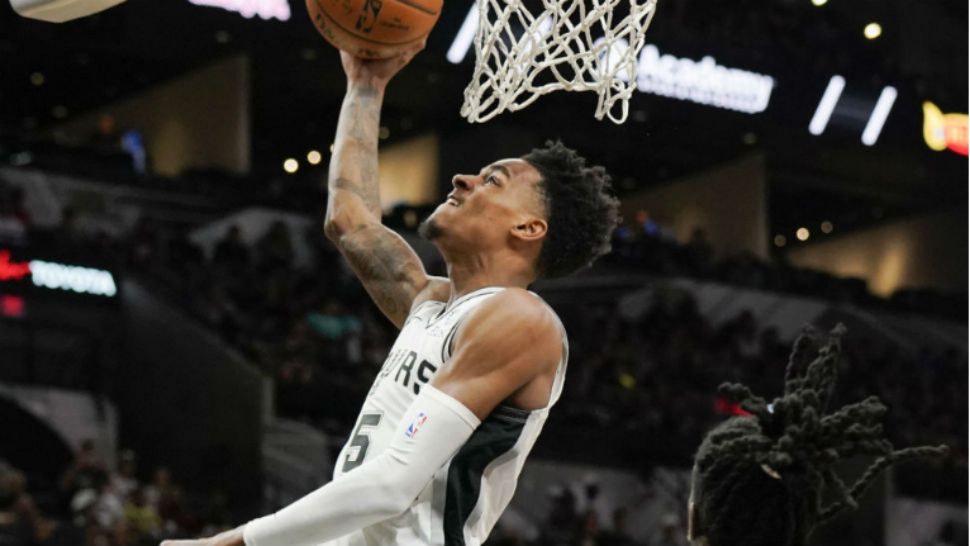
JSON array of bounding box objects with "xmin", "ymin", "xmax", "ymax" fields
[{"xmin": 444, "ymin": 254, "xmax": 534, "ymax": 303}]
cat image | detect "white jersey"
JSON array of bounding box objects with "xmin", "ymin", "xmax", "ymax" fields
[{"xmin": 327, "ymin": 286, "xmax": 568, "ymax": 546}]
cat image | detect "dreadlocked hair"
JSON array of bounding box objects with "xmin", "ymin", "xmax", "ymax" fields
[
  {"xmin": 521, "ymin": 140, "xmax": 620, "ymax": 279},
  {"xmin": 692, "ymin": 324, "xmax": 949, "ymax": 546}
]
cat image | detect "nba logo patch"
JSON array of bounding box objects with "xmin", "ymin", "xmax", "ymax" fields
[{"xmin": 406, "ymin": 412, "xmax": 429, "ymax": 439}]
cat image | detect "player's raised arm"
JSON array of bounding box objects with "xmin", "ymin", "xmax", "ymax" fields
[{"xmin": 323, "ymin": 44, "xmax": 445, "ymax": 328}]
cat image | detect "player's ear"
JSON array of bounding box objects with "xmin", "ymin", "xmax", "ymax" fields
[{"xmin": 511, "ymin": 217, "xmax": 547, "ymax": 242}]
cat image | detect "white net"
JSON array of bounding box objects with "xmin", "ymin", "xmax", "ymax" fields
[{"xmin": 459, "ymin": 0, "xmax": 659, "ymax": 124}]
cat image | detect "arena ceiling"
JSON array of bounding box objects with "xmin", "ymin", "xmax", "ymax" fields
[{"xmin": 0, "ymin": 0, "xmax": 966, "ymax": 241}]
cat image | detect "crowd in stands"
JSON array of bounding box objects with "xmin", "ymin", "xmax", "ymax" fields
[
  {"xmin": 554, "ymin": 282, "xmax": 966, "ymax": 480},
  {"xmin": 0, "ymin": 181, "xmax": 30, "ymax": 245},
  {"xmin": 606, "ymin": 218, "xmax": 966, "ymax": 320},
  {"xmin": 2, "ymin": 168, "xmax": 966, "ymax": 544},
  {"xmin": 111, "ymin": 212, "xmax": 966, "ymax": 480},
  {"xmin": 0, "ymin": 442, "xmax": 231, "ymax": 546},
  {"xmin": 3, "ymin": 169, "xmax": 966, "ymax": 466}
]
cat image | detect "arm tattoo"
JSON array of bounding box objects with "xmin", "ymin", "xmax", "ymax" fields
[
  {"xmin": 329, "ymin": 86, "xmax": 382, "ymax": 216},
  {"xmin": 339, "ymin": 226, "xmax": 429, "ymax": 323},
  {"xmin": 325, "ymin": 87, "xmax": 436, "ymax": 326}
]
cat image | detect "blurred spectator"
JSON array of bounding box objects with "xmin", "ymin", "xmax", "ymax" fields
[
  {"xmin": 142, "ymin": 469, "xmax": 172, "ymax": 514},
  {"xmin": 62, "ymin": 441, "xmax": 108, "ymax": 502},
  {"xmin": 0, "ymin": 185, "xmax": 28, "ymax": 245},
  {"xmin": 538, "ymin": 487, "xmax": 578, "ymax": 546},
  {"xmin": 91, "ymin": 481, "xmax": 124, "ymax": 533},
  {"xmin": 120, "ymin": 130, "xmax": 148, "ymax": 176},
  {"xmin": 649, "ymin": 514, "xmax": 686, "ymax": 546},
  {"xmin": 212, "ymin": 225, "xmax": 249, "ymax": 270},
  {"xmin": 597, "ymin": 508, "xmax": 638, "ymax": 546},
  {"xmin": 122, "ymin": 488, "xmax": 160, "ymax": 542},
  {"xmin": 89, "ymin": 115, "xmax": 120, "ymax": 154},
  {"xmin": 576, "ymin": 510, "xmax": 599, "ymax": 546},
  {"xmin": 256, "ymin": 221, "xmax": 295, "ymax": 272},
  {"xmin": 0, "ymin": 468, "xmax": 55, "ymax": 545},
  {"xmin": 108, "ymin": 452, "xmax": 138, "ymax": 503},
  {"xmin": 685, "ymin": 228, "xmax": 713, "ymax": 275},
  {"xmin": 56, "ymin": 207, "xmax": 84, "ymax": 249},
  {"xmin": 924, "ymin": 519, "xmax": 959, "ymax": 546}
]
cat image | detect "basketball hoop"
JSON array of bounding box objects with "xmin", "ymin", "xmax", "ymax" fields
[{"xmin": 458, "ymin": 0, "xmax": 658, "ymax": 124}]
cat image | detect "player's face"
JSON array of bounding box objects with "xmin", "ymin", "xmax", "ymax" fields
[{"xmin": 421, "ymin": 158, "xmax": 545, "ymax": 251}]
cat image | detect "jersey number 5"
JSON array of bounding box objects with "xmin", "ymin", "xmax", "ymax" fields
[{"xmin": 342, "ymin": 412, "xmax": 383, "ymax": 472}]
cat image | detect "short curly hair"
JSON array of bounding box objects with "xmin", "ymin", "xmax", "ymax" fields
[{"xmin": 522, "ymin": 141, "xmax": 620, "ymax": 279}]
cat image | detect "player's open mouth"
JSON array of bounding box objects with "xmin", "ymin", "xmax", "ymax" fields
[{"xmin": 446, "ymin": 195, "xmax": 461, "ymax": 207}]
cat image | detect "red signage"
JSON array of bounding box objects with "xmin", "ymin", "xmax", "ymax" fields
[
  {"xmin": 0, "ymin": 250, "xmax": 31, "ymax": 281},
  {"xmin": 1, "ymin": 294, "xmax": 25, "ymax": 317},
  {"xmin": 0, "ymin": 249, "xmax": 117, "ymax": 298}
]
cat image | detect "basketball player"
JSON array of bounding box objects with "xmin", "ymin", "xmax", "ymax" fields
[
  {"xmin": 687, "ymin": 325, "xmax": 948, "ymax": 546},
  {"xmin": 162, "ymin": 42, "xmax": 619, "ymax": 546}
]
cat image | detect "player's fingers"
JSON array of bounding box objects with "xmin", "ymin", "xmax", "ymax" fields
[
  {"xmin": 399, "ymin": 39, "xmax": 427, "ymax": 65},
  {"xmin": 403, "ymin": 38, "xmax": 427, "ymax": 58}
]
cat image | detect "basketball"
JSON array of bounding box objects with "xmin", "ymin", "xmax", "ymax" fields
[{"xmin": 306, "ymin": 0, "xmax": 443, "ymax": 59}]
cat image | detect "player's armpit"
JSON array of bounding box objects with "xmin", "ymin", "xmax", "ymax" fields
[
  {"xmin": 331, "ymin": 222, "xmax": 446, "ymax": 328},
  {"xmin": 431, "ymin": 288, "xmax": 563, "ymax": 421}
]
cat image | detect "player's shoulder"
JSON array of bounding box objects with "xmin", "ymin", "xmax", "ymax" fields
[
  {"xmin": 449, "ymin": 288, "xmax": 562, "ymax": 375},
  {"xmin": 487, "ymin": 286, "xmax": 547, "ymax": 309},
  {"xmin": 469, "ymin": 288, "xmax": 560, "ymax": 337}
]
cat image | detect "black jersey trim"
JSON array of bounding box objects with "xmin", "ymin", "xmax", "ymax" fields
[
  {"xmin": 441, "ymin": 319, "xmax": 462, "ymax": 363},
  {"xmin": 437, "ymin": 289, "xmax": 504, "ymax": 362},
  {"xmin": 491, "ymin": 404, "xmax": 531, "ymax": 422},
  {"xmin": 443, "ymin": 411, "xmax": 526, "ymax": 546}
]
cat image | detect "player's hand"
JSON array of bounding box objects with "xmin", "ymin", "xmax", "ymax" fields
[
  {"xmin": 160, "ymin": 526, "xmax": 245, "ymax": 546},
  {"xmin": 340, "ymin": 39, "xmax": 427, "ymax": 91}
]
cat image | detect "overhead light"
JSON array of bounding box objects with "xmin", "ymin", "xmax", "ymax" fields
[
  {"xmin": 307, "ymin": 150, "xmax": 322, "ymax": 165},
  {"xmin": 809, "ymin": 75, "xmax": 845, "ymax": 135},
  {"xmin": 283, "ymin": 158, "xmax": 299, "ymax": 174},
  {"xmin": 796, "ymin": 227, "xmax": 810, "ymax": 241},
  {"xmin": 861, "ymin": 86, "xmax": 897, "ymax": 146},
  {"xmin": 29, "ymin": 72, "xmax": 45, "ymax": 86},
  {"xmin": 864, "ymin": 23, "xmax": 882, "ymax": 40},
  {"xmin": 773, "ymin": 234, "xmax": 787, "ymax": 247},
  {"xmin": 820, "ymin": 221, "xmax": 833, "ymax": 234},
  {"xmin": 447, "ymin": 4, "xmax": 479, "ymax": 64},
  {"xmin": 379, "ymin": 126, "xmax": 390, "ymax": 139},
  {"xmin": 811, "ymin": 0, "xmax": 827, "ymax": 5},
  {"xmin": 329, "ymin": 143, "xmax": 335, "ymax": 153}
]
